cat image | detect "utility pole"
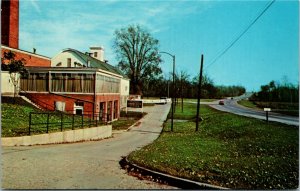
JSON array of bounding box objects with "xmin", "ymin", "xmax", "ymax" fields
[
  {"xmin": 160, "ymin": 51, "xmax": 175, "ymax": 132},
  {"xmin": 181, "ymin": 72, "xmax": 183, "ymax": 113},
  {"xmin": 172, "ymin": 55, "xmax": 175, "ymax": 131},
  {"xmin": 196, "ymin": 54, "xmax": 204, "ymax": 131}
]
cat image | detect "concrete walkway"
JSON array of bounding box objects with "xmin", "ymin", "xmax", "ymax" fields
[{"xmin": 2, "ymin": 103, "xmax": 176, "ymax": 189}]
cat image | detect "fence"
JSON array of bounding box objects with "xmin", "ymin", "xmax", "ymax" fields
[{"xmin": 28, "ymin": 111, "xmax": 111, "ymax": 135}]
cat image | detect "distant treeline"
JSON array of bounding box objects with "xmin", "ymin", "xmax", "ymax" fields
[
  {"xmin": 250, "ymin": 80, "xmax": 299, "ymax": 103},
  {"xmin": 142, "ymin": 72, "xmax": 246, "ymax": 99}
]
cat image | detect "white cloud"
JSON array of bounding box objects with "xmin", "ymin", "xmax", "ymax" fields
[{"xmin": 19, "ymin": 0, "xmax": 212, "ymax": 63}]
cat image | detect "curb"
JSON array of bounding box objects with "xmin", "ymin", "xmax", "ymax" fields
[
  {"xmin": 120, "ymin": 157, "xmax": 229, "ymax": 190},
  {"xmin": 125, "ymin": 113, "xmax": 147, "ymax": 131}
]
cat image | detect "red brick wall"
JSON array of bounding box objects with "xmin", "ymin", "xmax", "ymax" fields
[
  {"xmin": 26, "ymin": 93, "xmax": 120, "ymax": 118},
  {"xmin": 2, "ymin": 47, "xmax": 51, "ymax": 67},
  {"xmin": 1, "ymin": 0, "xmax": 19, "ymax": 49},
  {"xmin": 95, "ymin": 94, "xmax": 120, "ymax": 118}
]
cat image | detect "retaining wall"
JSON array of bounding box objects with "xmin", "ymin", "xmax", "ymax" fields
[{"xmin": 1, "ymin": 125, "xmax": 112, "ymax": 146}]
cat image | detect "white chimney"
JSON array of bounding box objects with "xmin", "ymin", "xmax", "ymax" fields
[{"xmin": 90, "ymin": 46, "xmax": 104, "ymax": 62}]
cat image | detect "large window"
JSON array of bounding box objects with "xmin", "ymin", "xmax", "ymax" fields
[
  {"xmin": 20, "ymin": 72, "xmax": 120, "ymax": 94},
  {"xmin": 96, "ymin": 74, "xmax": 120, "ymax": 93},
  {"xmin": 20, "ymin": 73, "xmax": 48, "ymax": 92},
  {"xmin": 51, "ymin": 73, "xmax": 94, "ymax": 93}
]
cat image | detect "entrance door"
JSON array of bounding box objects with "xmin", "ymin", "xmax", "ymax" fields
[
  {"xmin": 99, "ymin": 102, "xmax": 105, "ymax": 122},
  {"xmin": 107, "ymin": 101, "xmax": 112, "ymax": 121},
  {"xmin": 114, "ymin": 100, "xmax": 118, "ymax": 119}
]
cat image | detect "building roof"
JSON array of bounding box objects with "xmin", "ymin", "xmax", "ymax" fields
[{"xmin": 62, "ymin": 48, "xmax": 127, "ymax": 78}]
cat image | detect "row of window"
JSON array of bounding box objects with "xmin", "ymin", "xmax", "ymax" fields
[{"xmin": 20, "ymin": 73, "xmax": 120, "ymax": 94}]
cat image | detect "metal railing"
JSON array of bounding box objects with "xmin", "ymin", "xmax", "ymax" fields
[{"xmin": 28, "ymin": 111, "xmax": 111, "ymax": 135}]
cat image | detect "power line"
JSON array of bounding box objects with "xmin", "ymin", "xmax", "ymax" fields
[{"xmin": 205, "ymin": 0, "xmax": 276, "ymax": 70}]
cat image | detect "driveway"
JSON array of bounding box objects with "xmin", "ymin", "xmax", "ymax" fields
[{"xmin": 2, "ymin": 103, "xmax": 176, "ymax": 189}]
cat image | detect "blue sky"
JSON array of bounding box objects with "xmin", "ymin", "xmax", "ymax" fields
[{"xmin": 19, "ymin": 0, "xmax": 299, "ymax": 91}]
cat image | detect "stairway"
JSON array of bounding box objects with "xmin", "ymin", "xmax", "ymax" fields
[{"xmin": 20, "ymin": 95, "xmax": 43, "ymax": 110}]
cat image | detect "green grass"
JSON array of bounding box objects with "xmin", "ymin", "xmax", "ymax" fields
[
  {"xmin": 112, "ymin": 111, "xmax": 146, "ymax": 130},
  {"xmin": 128, "ymin": 103, "xmax": 299, "ymax": 189},
  {"xmin": 238, "ymin": 99, "xmax": 299, "ymax": 116},
  {"xmin": 237, "ymin": 100, "xmax": 259, "ymax": 109},
  {"xmin": 183, "ymin": 98, "xmax": 217, "ymax": 102},
  {"xmin": 112, "ymin": 118, "xmax": 138, "ymax": 130},
  {"xmin": 1, "ymin": 97, "xmax": 103, "ymax": 137}
]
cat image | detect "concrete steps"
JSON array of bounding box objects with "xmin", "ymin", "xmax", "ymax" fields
[{"xmin": 20, "ymin": 95, "xmax": 43, "ymax": 110}]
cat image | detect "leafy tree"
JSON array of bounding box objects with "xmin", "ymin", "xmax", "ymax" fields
[
  {"xmin": 251, "ymin": 79, "xmax": 299, "ymax": 103},
  {"xmin": 1, "ymin": 51, "xmax": 28, "ymax": 98},
  {"xmin": 113, "ymin": 24, "xmax": 162, "ymax": 95}
]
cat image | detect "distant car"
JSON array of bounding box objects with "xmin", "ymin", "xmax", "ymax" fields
[
  {"xmin": 160, "ymin": 97, "xmax": 168, "ymax": 104},
  {"xmin": 219, "ymin": 100, "xmax": 225, "ymax": 105}
]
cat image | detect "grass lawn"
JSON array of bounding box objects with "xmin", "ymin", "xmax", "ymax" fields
[
  {"xmin": 237, "ymin": 100, "xmax": 259, "ymax": 109},
  {"xmin": 238, "ymin": 99, "xmax": 299, "ymax": 116},
  {"xmin": 128, "ymin": 103, "xmax": 299, "ymax": 189},
  {"xmin": 112, "ymin": 118, "xmax": 137, "ymax": 130},
  {"xmin": 183, "ymin": 98, "xmax": 218, "ymax": 102},
  {"xmin": 112, "ymin": 111, "xmax": 147, "ymax": 130},
  {"xmin": 2, "ymin": 97, "xmax": 103, "ymax": 137}
]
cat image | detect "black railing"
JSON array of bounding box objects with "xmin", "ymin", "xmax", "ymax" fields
[{"xmin": 28, "ymin": 111, "xmax": 111, "ymax": 135}]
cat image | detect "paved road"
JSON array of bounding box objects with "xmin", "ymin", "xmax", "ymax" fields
[
  {"xmin": 2, "ymin": 103, "xmax": 176, "ymax": 189},
  {"xmin": 185, "ymin": 93, "xmax": 298, "ymax": 126},
  {"xmin": 210, "ymin": 98, "xmax": 299, "ymax": 126}
]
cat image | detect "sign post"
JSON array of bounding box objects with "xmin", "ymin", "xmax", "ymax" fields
[{"xmin": 264, "ymin": 108, "xmax": 271, "ymax": 123}]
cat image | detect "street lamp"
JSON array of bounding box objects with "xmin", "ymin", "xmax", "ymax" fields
[{"xmin": 159, "ymin": 51, "xmax": 175, "ymax": 132}]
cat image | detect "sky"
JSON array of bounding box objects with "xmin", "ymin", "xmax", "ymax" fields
[{"xmin": 19, "ymin": 0, "xmax": 299, "ymax": 91}]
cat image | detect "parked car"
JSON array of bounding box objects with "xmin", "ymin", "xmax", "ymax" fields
[{"xmin": 219, "ymin": 100, "xmax": 225, "ymax": 105}]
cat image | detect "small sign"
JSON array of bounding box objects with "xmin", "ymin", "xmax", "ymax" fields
[
  {"xmin": 127, "ymin": 100, "xmax": 143, "ymax": 108},
  {"xmin": 264, "ymin": 108, "xmax": 271, "ymax": 112}
]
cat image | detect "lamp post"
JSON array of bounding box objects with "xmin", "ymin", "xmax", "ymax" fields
[{"xmin": 160, "ymin": 51, "xmax": 175, "ymax": 132}]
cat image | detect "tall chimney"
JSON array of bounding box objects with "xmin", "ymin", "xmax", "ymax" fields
[
  {"xmin": 90, "ymin": 46, "xmax": 104, "ymax": 62},
  {"xmin": 1, "ymin": 0, "xmax": 19, "ymax": 49}
]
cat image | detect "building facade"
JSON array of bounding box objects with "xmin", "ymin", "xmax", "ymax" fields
[{"xmin": 20, "ymin": 48, "xmax": 129, "ymax": 122}]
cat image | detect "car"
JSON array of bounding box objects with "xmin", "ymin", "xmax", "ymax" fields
[
  {"xmin": 160, "ymin": 97, "xmax": 168, "ymax": 104},
  {"xmin": 219, "ymin": 100, "xmax": 225, "ymax": 105}
]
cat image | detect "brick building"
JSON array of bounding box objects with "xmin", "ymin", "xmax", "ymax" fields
[
  {"xmin": 1, "ymin": 0, "xmax": 130, "ymax": 122},
  {"xmin": 20, "ymin": 47, "xmax": 130, "ymax": 122}
]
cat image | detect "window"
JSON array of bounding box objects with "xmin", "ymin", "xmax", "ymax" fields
[
  {"xmin": 67, "ymin": 58, "xmax": 71, "ymax": 67},
  {"xmin": 74, "ymin": 62, "xmax": 82, "ymax": 67},
  {"xmin": 20, "ymin": 73, "xmax": 49, "ymax": 92},
  {"xmin": 94, "ymin": 52, "xmax": 98, "ymax": 57},
  {"xmin": 75, "ymin": 101, "xmax": 84, "ymax": 106},
  {"xmin": 56, "ymin": 62, "xmax": 62, "ymax": 67}
]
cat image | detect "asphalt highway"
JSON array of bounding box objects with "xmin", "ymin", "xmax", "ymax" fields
[{"xmin": 209, "ymin": 98, "xmax": 299, "ymax": 127}]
